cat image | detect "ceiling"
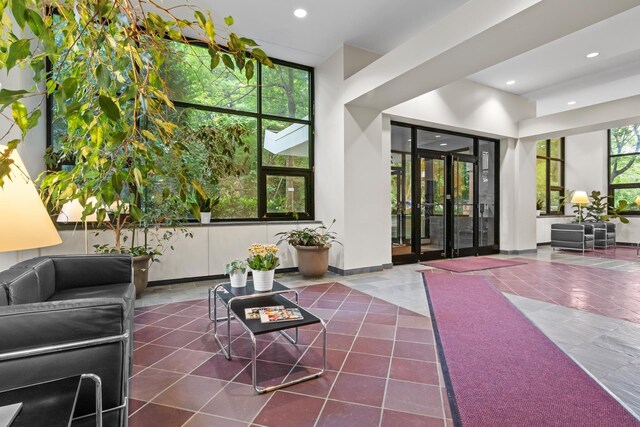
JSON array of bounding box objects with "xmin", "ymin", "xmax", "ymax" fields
[
  {"xmin": 468, "ymin": 5, "xmax": 640, "ymax": 116},
  {"xmin": 159, "ymin": 1, "xmax": 640, "ymax": 118},
  {"xmin": 162, "ymin": 0, "xmax": 469, "ymax": 66}
]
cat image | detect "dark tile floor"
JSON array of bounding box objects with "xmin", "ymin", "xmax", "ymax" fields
[{"xmin": 129, "ymin": 282, "xmax": 450, "ymax": 427}]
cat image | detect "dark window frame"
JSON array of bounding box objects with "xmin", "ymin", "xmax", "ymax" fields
[
  {"xmin": 46, "ymin": 36, "xmax": 315, "ymax": 222},
  {"xmin": 608, "ymin": 127, "xmax": 640, "ymax": 215},
  {"xmin": 536, "ymin": 137, "xmax": 565, "ymax": 215}
]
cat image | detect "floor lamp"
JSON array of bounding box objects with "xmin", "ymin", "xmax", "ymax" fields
[
  {"xmin": 571, "ymin": 191, "xmax": 589, "ymax": 223},
  {"xmin": 0, "ymin": 146, "xmax": 62, "ymax": 253},
  {"xmin": 57, "ymin": 198, "xmax": 109, "ymax": 254}
]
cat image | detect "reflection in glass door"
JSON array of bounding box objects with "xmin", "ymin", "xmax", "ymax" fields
[
  {"xmin": 418, "ymin": 155, "xmax": 446, "ymax": 258},
  {"xmin": 452, "ymin": 157, "xmax": 475, "ymax": 257},
  {"xmin": 391, "ymin": 151, "xmax": 412, "ymax": 257}
]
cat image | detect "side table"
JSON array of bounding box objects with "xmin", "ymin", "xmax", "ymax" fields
[{"xmin": 209, "ymin": 281, "xmax": 326, "ymax": 393}]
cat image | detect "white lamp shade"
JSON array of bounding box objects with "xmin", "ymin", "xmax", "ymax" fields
[
  {"xmin": 0, "ymin": 146, "xmax": 62, "ymax": 252},
  {"xmin": 570, "ymin": 191, "xmax": 589, "ymax": 204},
  {"xmin": 57, "ymin": 197, "xmax": 102, "ymax": 223},
  {"xmin": 635, "ymin": 196, "xmax": 640, "ymax": 206}
]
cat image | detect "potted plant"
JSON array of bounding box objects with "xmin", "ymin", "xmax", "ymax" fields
[
  {"xmin": 0, "ymin": 3, "xmax": 272, "ymax": 294},
  {"xmin": 584, "ymin": 191, "xmax": 629, "ymax": 223},
  {"xmin": 195, "ymin": 191, "xmax": 219, "ymax": 224},
  {"xmin": 275, "ymin": 220, "xmax": 340, "ymax": 278},
  {"xmin": 536, "ymin": 198, "xmax": 544, "ymax": 217},
  {"xmin": 225, "ymin": 259, "xmax": 248, "ymax": 288},
  {"xmin": 246, "ymin": 244, "xmax": 279, "ymax": 291}
]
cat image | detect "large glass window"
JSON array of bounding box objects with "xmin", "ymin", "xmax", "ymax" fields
[
  {"xmin": 536, "ymin": 138, "xmax": 565, "ymax": 215},
  {"xmin": 49, "ymin": 39, "xmax": 314, "ymax": 221},
  {"xmin": 609, "ymin": 125, "xmax": 640, "ymax": 213}
]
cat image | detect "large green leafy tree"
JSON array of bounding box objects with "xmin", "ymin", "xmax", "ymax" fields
[{"xmin": 0, "ymin": 0, "xmax": 271, "ymax": 251}]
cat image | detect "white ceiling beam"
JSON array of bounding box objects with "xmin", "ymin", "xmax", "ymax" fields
[
  {"xmin": 343, "ymin": 0, "xmax": 640, "ymax": 111},
  {"xmin": 519, "ymin": 95, "xmax": 640, "ymax": 140}
]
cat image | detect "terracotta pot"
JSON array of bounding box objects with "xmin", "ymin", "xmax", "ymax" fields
[
  {"xmin": 295, "ymin": 245, "xmax": 330, "ymax": 278},
  {"xmin": 133, "ymin": 255, "xmax": 152, "ymax": 298}
]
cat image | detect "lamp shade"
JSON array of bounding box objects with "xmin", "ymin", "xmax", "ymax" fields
[
  {"xmin": 570, "ymin": 191, "xmax": 589, "ymax": 204},
  {"xmin": 635, "ymin": 196, "xmax": 640, "ymax": 206},
  {"xmin": 0, "ymin": 146, "xmax": 62, "ymax": 252},
  {"xmin": 57, "ymin": 197, "xmax": 101, "ymax": 223}
]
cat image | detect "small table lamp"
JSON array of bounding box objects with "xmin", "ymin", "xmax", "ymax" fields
[
  {"xmin": 57, "ymin": 197, "xmax": 108, "ymax": 254},
  {"xmin": 635, "ymin": 196, "xmax": 640, "ymax": 207},
  {"xmin": 571, "ymin": 191, "xmax": 589, "ymax": 223},
  {"xmin": 0, "ymin": 146, "xmax": 62, "ymax": 252}
]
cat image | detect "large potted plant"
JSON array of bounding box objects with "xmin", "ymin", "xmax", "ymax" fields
[
  {"xmin": 0, "ymin": 2, "xmax": 272, "ymax": 293},
  {"xmin": 275, "ymin": 221, "xmax": 340, "ymax": 278},
  {"xmin": 584, "ymin": 191, "xmax": 629, "ymax": 223}
]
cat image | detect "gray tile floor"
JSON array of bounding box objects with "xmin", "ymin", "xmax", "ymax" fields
[{"xmin": 138, "ymin": 247, "xmax": 640, "ymax": 419}]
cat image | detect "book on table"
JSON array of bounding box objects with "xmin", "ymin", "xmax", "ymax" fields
[
  {"xmin": 244, "ymin": 305, "xmax": 303, "ymax": 323},
  {"xmin": 259, "ymin": 306, "xmax": 303, "ymax": 323},
  {"xmin": 0, "ymin": 402, "xmax": 22, "ymax": 427}
]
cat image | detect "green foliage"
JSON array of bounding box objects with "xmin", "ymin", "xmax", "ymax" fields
[
  {"xmin": 275, "ymin": 220, "xmax": 341, "ymax": 248},
  {"xmin": 0, "ymin": 0, "xmax": 272, "ymax": 250},
  {"xmin": 584, "ymin": 190, "xmax": 629, "ymax": 224},
  {"xmin": 225, "ymin": 259, "xmax": 248, "ymax": 274},
  {"xmin": 536, "ymin": 198, "xmax": 544, "ymax": 210}
]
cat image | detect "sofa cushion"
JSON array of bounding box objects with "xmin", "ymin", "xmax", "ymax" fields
[
  {"xmin": 51, "ymin": 255, "xmax": 132, "ymax": 291},
  {"xmin": 10, "ymin": 257, "xmax": 56, "ymax": 301},
  {"xmin": 0, "ymin": 269, "xmax": 39, "ymax": 305},
  {"xmin": 0, "ymin": 285, "xmax": 7, "ymax": 306}
]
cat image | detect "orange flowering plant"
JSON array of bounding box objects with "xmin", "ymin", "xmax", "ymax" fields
[{"xmin": 247, "ymin": 244, "xmax": 280, "ymax": 271}]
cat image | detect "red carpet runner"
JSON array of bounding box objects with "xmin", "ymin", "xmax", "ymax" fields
[{"xmin": 422, "ymin": 272, "xmax": 639, "ymax": 427}]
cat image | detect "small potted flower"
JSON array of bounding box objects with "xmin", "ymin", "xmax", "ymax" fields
[
  {"xmin": 247, "ymin": 243, "xmax": 280, "ymax": 291},
  {"xmin": 225, "ymin": 259, "xmax": 248, "ymax": 288}
]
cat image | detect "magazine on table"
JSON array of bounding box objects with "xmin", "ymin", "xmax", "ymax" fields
[
  {"xmin": 259, "ymin": 306, "xmax": 303, "ymax": 323},
  {"xmin": 244, "ymin": 306, "xmax": 276, "ymax": 320}
]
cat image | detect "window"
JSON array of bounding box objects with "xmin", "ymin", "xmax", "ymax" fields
[
  {"xmin": 48, "ymin": 38, "xmax": 314, "ymax": 221},
  {"xmin": 536, "ymin": 138, "xmax": 565, "ymax": 215},
  {"xmin": 609, "ymin": 125, "xmax": 640, "ymax": 213}
]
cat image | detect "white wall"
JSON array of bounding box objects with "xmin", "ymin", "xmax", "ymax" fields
[
  {"xmin": 0, "ymin": 223, "xmax": 310, "ymax": 281},
  {"xmin": 565, "ymin": 130, "xmax": 608, "ymax": 198}
]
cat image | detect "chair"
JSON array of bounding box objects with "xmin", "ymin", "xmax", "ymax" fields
[
  {"xmin": 550, "ymin": 223, "xmax": 595, "ymax": 253},
  {"xmin": 591, "ymin": 222, "xmax": 615, "ymax": 249}
]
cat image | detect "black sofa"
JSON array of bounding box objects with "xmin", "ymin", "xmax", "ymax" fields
[
  {"xmin": 550, "ymin": 223, "xmax": 595, "ymax": 252},
  {"xmin": 0, "ymin": 254, "xmax": 134, "ymax": 426}
]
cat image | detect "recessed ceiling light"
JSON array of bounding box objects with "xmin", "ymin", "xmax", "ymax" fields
[
  {"xmin": 586, "ymin": 52, "xmax": 599, "ymax": 58},
  {"xmin": 567, "ymin": 101, "xmax": 576, "ymax": 105},
  {"xmin": 440, "ymin": 143, "xmax": 447, "ymax": 146},
  {"xmin": 294, "ymin": 8, "xmax": 307, "ymax": 18},
  {"xmin": 506, "ymin": 80, "xmax": 516, "ymax": 86},
  {"xmin": 435, "ymin": 135, "xmax": 441, "ymax": 138}
]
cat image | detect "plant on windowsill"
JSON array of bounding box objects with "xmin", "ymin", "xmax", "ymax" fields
[
  {"xmin": 195, "ymin": 191, "xmax": 219, "ymax": 224},
  {"xmin": 536, "ymin": 199, "xmax": 544, "ymax": 217},
  {"xmin": 275, "ymin": 220, "xmax": 341, "ymax": 278},
  {"xmin": 0, "ymin": 2, "xmax": 272, "ymax": 295}
]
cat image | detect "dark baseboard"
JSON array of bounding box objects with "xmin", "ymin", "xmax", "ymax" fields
[
  {"xmin": 328, "ymin": 264, "xmax": 387, "ymax": 276},
  {"xmin": 499, "ymin": 248, "xmax": 538, "ymax": 255},
  {"xmin": 148, "ymin": 267, "xmax": 299, "ymax": 287}
]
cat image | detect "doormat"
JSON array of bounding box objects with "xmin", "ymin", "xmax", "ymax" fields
[
  {"xmin": 421, "ymin": 257, "xmax": 527, "ymax": 273},
  {"xmin": 422, "ymin": 272, "xmax": 639, "ymax": 426}
]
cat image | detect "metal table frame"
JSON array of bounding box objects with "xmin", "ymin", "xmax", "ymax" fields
[{"xmin": 208, "ymin": 282, "xmax": 327, "ymax": 393}]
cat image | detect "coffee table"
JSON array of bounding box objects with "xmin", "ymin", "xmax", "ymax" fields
[{"xmin": 208, "ymin": 281, "xmax": 326, "ymax": 393}]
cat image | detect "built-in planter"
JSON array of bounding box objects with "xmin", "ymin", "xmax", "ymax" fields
[
  {"xmin": 133, "ymin": 255, "xmax": 152, "ymax": 298},
  {"xmin": 295, "ymin": 245, "xmax": 330, "ymax": 278}
]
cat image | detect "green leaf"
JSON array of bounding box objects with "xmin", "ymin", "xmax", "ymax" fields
[
  {"xmin": 130, "ymin": 204, "xmax": 143, "ymax": 221},
  {"xmin": 210, "ymin": 54, "xmax": 220, "ymax": 70},
  {"xmin": 224, "ymin": 16, "xmax": 234, "ymax": 26},
  {"xmin": 96, "ymin": 64, "xmax": 111, "ymax": 90},
  {"xmin": 26, "ymin": 9, "xmax": 44, "ymax": 37},
  {"xmin": 11, "ymin": 101, "xmax": 28, "ymax": 136},
  {"xmin": 98, "ymin": 95, "xmax": 120, "ymax": 121},
  {"xmin": 240, "ymin": 37, "xmax": 259, "ymax": 47},
  {"xmin": 11, "ymin": 0, "xmax": 26, "ymax": 29},
  {"xmin": 0, "ymin": 89, "xmax": 29, "ymax": 106},
  {"xmin": 27, "ymin": 109, "xmax": 41, "ymax": 130},
  {"xmin": 6, "ymin": 39, "xmax": 31, "ymax": 71},
  {"xmin": 245, "ymin": 60, "xmax": 254, "ymax": 81},
  {"xmin": 194, "ymin": 11, "xmax": 206, "ymax": 27},
  {"xmin": 221, "ymin": 54, "xmax": 234, "ymax": 70},
  {"xmin": 62, "ymin": 77, "xmax": 78, "ymax": 98},
  {"xmin": 204, "ymin": 20, "xmax": 215, "ymax": 42},
  {"xmin": 133, "ymin": 167, "xmax": 143, "ymax": 187}
]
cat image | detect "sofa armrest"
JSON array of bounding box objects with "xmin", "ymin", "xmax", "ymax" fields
[
  {"xmin": 50, "ymin": 255, "xmax": 133, "ymax": 291},
  {"xmin": 0, "ymin": 298, "xmax": 128, "ymax": 354}
]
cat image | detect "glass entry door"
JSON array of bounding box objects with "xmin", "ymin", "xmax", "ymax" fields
[{"xmin": 390, "ymin": 124, "xmax": 499, "ymax": 263}]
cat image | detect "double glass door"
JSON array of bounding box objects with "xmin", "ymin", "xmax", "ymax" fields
[
  {"xmin": 417, "ymin": 153, "xmax": 476, "ymax": 259},
  {"xmin": 390, "ymin": 125, "xmax": 498, "ymax": 263}
]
